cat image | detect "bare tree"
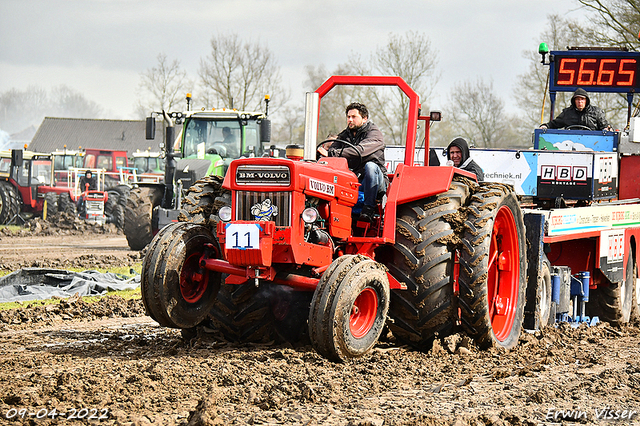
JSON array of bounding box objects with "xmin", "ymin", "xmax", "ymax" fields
[
  {"xmin": 0, "ymin": 86, "xmax": 49, "ymax": 134},
  {"xmin": 513, "ymin": 14, "xmax": 586, "ymax": 129},
  {"xmin": 515, "ymin": 12, "xmax": 634, "ymax": 134},
  {"xmin": 273, "ymin": 105, "xmax": 305, "ymax": 145},
  {"xmin": 305, "ymin": 63, "xmax": 369, "ymax": 142},
  {"xmin": 51, "ymin": 85, "xmax": 103, "ymax": 119},
  {"xmin": 0, "ymin": 85, "xmax": 103, "ymax": 135},
  {"xmin": 444, "ymin": 78, "xmax": 520, "ymax": 148},
  {"xmin": 575, "ymin": 0, "xmax": 640, "ymax": 50},
  {"xmin": 199, "ymin": 34, "xmax": 284, "ymax": 112},
  {"xmin": 305, "ymin": 31, "xmax": 440, "ymax": 146},
  {"xmin": 136, "ymin": 53, "xmax": 191, "ymax": 118}
]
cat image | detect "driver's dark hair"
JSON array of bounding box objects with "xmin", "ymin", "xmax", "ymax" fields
[{"xmin": 345, "ymin": 102, "xmax": 368, "ymax": 119}]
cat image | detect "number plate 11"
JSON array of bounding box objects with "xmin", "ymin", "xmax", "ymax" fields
[{"xmin": 225, "ymin": 223, "xmax": 261, "ymax": 250}]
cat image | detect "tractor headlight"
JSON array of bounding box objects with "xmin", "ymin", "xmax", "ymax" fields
[
  {"xmin": 218, "ymin": 206, "xmax": 232, "ymax": 222},
  {"xmin": 301, "ymin": 207, "xmax": 319, "ymax": 224}
]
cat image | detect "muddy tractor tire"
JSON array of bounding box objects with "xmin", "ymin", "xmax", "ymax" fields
[
  {"xmin": 386, "ymin": 180, "xmax": 470, "ymax": 351},
  {"xmin": 179, "ymin": 175, "xmax": 230, "ymax": 227},
  {"xmin": 590, "ymin": 243, "xmax": 635, "ymax": 325},
  {"xmin": 536, "ymin": 258, "xmax": 553, "ymax": 328},
  {"xmin": 44, "ymin": 192, "xmax": 58, "ymax": 219},
  {"xmin": 309, "ymin": 254, "xmax": 390, "ymax": 362},
  {"xmin": 458, "ymin": 183, "xmax": 527, "ymax": 350},
  {"xmin": 141, "ymin": 222, "xmax": 222, "ymax": 329},
  {"xmin": 207, "ymin": 283, "xmax": 278, "ymax": 343},
  {"xmin": 57, "ymin": 192, "xmax": 76, "ymax": 216},
  {"xmin": 106, "ymin": 203, "xmax": 125, "ymax": 229},
  {"xmin": 0, "ymin": 181, "xmax": 21, "ymax": 225},
  {"xmin": 630, "ymin": 245, "xmax": 640, "ymax": 321},
  {"xmin": 124, "ymin": 186, "xmax": 163, "ymax": 251}
]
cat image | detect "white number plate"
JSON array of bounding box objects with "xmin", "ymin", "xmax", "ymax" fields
[{"xmin": 225, "ymin": 223, "xmax": 260, "ymax": 250}]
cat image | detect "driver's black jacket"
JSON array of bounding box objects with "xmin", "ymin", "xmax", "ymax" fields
[
  {"xmin": 79, "ymin": 176, "xmax": 96, "ymax": 192},
  {"xmin": 543, "ymin": 88, "xmax": 609, "ymax": 130},
  {"xmin": 328, "ymin": 121, "xmax": 387, "ymax": 178}
]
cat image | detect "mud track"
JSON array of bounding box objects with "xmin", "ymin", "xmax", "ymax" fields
[{"xmin": 0, "ymin": 225, "xmax": 639, "ymax": 425}]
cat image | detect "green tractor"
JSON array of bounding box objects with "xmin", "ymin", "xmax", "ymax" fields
[{"xmin": 123, "ymin": 96, "xmax": 272, "ymax": 250}]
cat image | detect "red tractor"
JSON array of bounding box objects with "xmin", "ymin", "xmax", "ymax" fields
[{"xmin": 141, "ymin": 76, "xmax": 526, "ymax": 361}]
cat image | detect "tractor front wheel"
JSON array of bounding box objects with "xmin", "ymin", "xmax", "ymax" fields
[
  {"xmin": 141, "ymin": 222, "xmax": 222, "ymax": 329},
  {"xmin": 309, "ymin": 255, "xmax": 389, "ymax": 362},
  {"xmin": 458, "ymin": 183, "xmax": 526, "ymax": 350}
]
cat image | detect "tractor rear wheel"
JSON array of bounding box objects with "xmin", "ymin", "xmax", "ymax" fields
[
  {"xmin": 308, "ymin": 255, "xmax": 390, "ymax": 362},
  {"xmin": 386, "ymin": 180, "xmax": 470, "ymax": 351},
  {"xmin": 0, "ymin": 182, "xmax": 21, "ymax": 224},
  {"xmin": 141, "ymin": 222, "xmax": 222, "ymax": 329},
  {"xmin": 57, "ymin": 192, "xmax": 76, "ymax": 216},
  {"xmin": 590, "ymin": 243, "xmax": 634, "ymax": 325},
  {"xmin": 458, "ymin": 183, "xmax": 526, "ymax": 350},
  {"xmin": 124, "ymin": 186, "xmax": 163, "ymax": 250},
  {"xmin": 179, "ymin": 175, "xmax": 230, "ymax": 228}
]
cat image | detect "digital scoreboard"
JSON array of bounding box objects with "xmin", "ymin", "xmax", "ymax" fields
[{"xmin": 550, "ymin": 50, "xmax": 640, "ymax": 93}]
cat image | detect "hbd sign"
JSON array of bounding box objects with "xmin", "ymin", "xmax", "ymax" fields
[{"xmin": 540, "ymin": 165, "xmax": 588, "ymax": 182}]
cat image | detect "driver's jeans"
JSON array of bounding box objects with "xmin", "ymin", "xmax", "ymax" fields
[{"xmin": 360, "ymin": 162, "xmax": 385, "ymax": 207}]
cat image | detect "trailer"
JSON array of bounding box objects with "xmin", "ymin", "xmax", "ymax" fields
[{"xmin": 384, "ymin": 45, "xmax": 640, "ymax": 329}]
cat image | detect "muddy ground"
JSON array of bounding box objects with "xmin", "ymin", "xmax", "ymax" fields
[{"xmin": 0, "ymin": 220, "xmax": 639, "ymax": 425}]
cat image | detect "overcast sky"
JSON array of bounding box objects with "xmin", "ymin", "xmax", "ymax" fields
[{"xmin": 1, "ymin": 0, "xmax": 588, "ymax": 121}]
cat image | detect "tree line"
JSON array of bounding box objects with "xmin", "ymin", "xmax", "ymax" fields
[{"xmin": 1, "ymin": 0, "xmax": 638, "ymax": 148}]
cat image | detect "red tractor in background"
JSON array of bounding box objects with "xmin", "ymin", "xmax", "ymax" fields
[{"xmin": 141, "ymin": 76, "xmax": 527, "ymax": 361}]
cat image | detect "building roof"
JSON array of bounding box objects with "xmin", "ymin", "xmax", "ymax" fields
[{"xmin": 28, "ymin": 117, "xmax": 161, "ymax": 154}]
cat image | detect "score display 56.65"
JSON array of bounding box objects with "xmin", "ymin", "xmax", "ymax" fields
[{"xmin": 550, "ymin": 51, "xmax": 640, "ymax": 92}]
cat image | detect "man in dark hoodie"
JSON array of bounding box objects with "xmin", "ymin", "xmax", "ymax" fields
[
  {"xmin": 540, "ymin": 88, "xmax": 611, "ymax": 130},
  {"xmin": 447, "ymin": 137, "xmax": 484, "ymax": 181},
  {"xmin": 318, "ymin": 102, "xmax": 387, "ymax": 222}
]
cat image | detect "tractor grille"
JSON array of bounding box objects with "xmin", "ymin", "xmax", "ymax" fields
[
  {"xmin": 86, "ymin": 200, "xmax": 104, "ymax": 212},
  {"xmin": 235, "ymin": 191, "xmax": 291, "ymax": 227}
]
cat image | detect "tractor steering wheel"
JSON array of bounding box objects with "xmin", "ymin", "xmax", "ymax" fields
[
  {"xmin": 563, "ymin": 125, "xmax": 592, "ymax": 131},
  {"xmin": 317, "ymin": 138, "xmax": 362, "ymax": 171}
]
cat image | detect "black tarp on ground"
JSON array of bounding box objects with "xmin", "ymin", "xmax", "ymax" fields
[{"xmin": 0, "ymin": 268, "xmax": 140, "ymax": 303}]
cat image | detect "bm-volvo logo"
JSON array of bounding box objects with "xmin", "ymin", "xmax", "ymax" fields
[
  {"xmin": 236, "ymin": 165, "xmax": 291, "ymax": 185},
  {"xmin": 238, "ymin": 171, "xmax": 288, "ymax": 179}
]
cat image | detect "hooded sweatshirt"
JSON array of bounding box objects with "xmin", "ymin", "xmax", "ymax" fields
[
  {"xmin": 446, "ymin": 137, "xmax": 484, "ymax": 181},
  {"xmin": 543, "ymin": 88, "xmax": 610, "ymax": 130}
]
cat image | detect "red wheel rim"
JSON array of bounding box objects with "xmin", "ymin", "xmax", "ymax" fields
[
  {"xmin": 487, "ymin": 205, "xmax": 519, "ymax": 342},
  {"xmin": 349, "ymin": 287, "xmax": 378, "ymax": 339},
  {"xmin": 180, "ymin": 252, "xmax": 208, "ymax": 303}
]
